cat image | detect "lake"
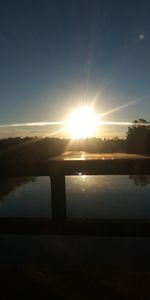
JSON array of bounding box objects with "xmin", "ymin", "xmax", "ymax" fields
[{"xmin": 0, "ymin": 175, "xmax": 150, "ymax": 219}]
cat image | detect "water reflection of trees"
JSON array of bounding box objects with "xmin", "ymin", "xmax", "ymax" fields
[
  {"xmin": 0, "ymin": 177, "xmax": 36, "ymax": 201},
  {"xmin": 129, "ymin": 175, "xmax": 150, "ymax": 186}
]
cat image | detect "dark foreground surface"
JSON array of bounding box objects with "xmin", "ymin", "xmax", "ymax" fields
[{"xmin": 1, "ymin": 266, "xmax": 150, "ymax": 299}]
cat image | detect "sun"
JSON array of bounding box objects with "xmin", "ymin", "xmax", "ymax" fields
[{"xmin": 67, "ymin": 107, "xmax": 98, "ymax": 138}]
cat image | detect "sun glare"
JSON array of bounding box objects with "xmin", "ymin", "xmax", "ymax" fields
[{"xmin": 67, "ymin": 107, "xmax": 98, "ymax": 138}]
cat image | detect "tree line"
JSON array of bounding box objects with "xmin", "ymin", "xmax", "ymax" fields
[{"xmin": 0, "ymin": 118, "xmax": 149, "ymax": 162}]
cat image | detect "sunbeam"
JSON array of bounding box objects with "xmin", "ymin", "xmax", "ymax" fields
[
  {"xmin": 97, "ymin": 94, "xmax": 150, "ymax": 119},
  {"xmin": 0, "ymin": 121, "xmax": 65, "ymax": 128},
  {"xmin": 97, "ymin": 121, "xmax": 150, "ymax": 126}
]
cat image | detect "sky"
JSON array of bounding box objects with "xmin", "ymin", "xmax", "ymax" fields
[{"xmin": 0, "ymin": 0, "xmax": 150, "ymax": 138}]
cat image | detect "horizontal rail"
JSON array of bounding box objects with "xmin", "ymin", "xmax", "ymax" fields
[
  {"xmin": 0, "ymin": 218, "xmax": 150, "ymax": 237},
  {"xmin": 0, "ymin": 158, "xmax": 150, "ymax": 176}
]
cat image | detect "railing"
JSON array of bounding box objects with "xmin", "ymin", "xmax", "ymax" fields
[{"xmin": 0, "ymin": 158, "xmax": 150, "ymax": 236}]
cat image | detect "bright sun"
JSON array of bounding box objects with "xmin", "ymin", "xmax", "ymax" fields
[{"xmin": 67, "ymin": 107, "xmax": 98, "ymax": 138}]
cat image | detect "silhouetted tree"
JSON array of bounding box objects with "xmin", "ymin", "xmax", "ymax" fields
[{"xmin": 126, "ymin": 119, "xmax": 150, "ymax": 154}]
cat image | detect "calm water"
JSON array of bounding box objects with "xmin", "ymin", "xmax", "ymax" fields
[
  {"xmin": 0, "ymin": 175, "xmax": 150, "ymax": 219},
  {"xmin": 0, "ymin": 175, "xmax": 150, "ymax": 271}
]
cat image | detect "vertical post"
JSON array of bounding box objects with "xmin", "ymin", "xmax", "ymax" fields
[{"xmin": 50, "ymin": 174, "xmax": 67, "ymax": 220}]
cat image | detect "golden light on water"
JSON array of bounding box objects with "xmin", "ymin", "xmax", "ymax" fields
[{"xmin": 66, "ymin": 107, "xmax": 99, "ymax": 138}]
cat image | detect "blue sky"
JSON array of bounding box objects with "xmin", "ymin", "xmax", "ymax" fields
[{"xmin": 0, "ymin": 0, "xmax": 150, "ymax": 137}]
